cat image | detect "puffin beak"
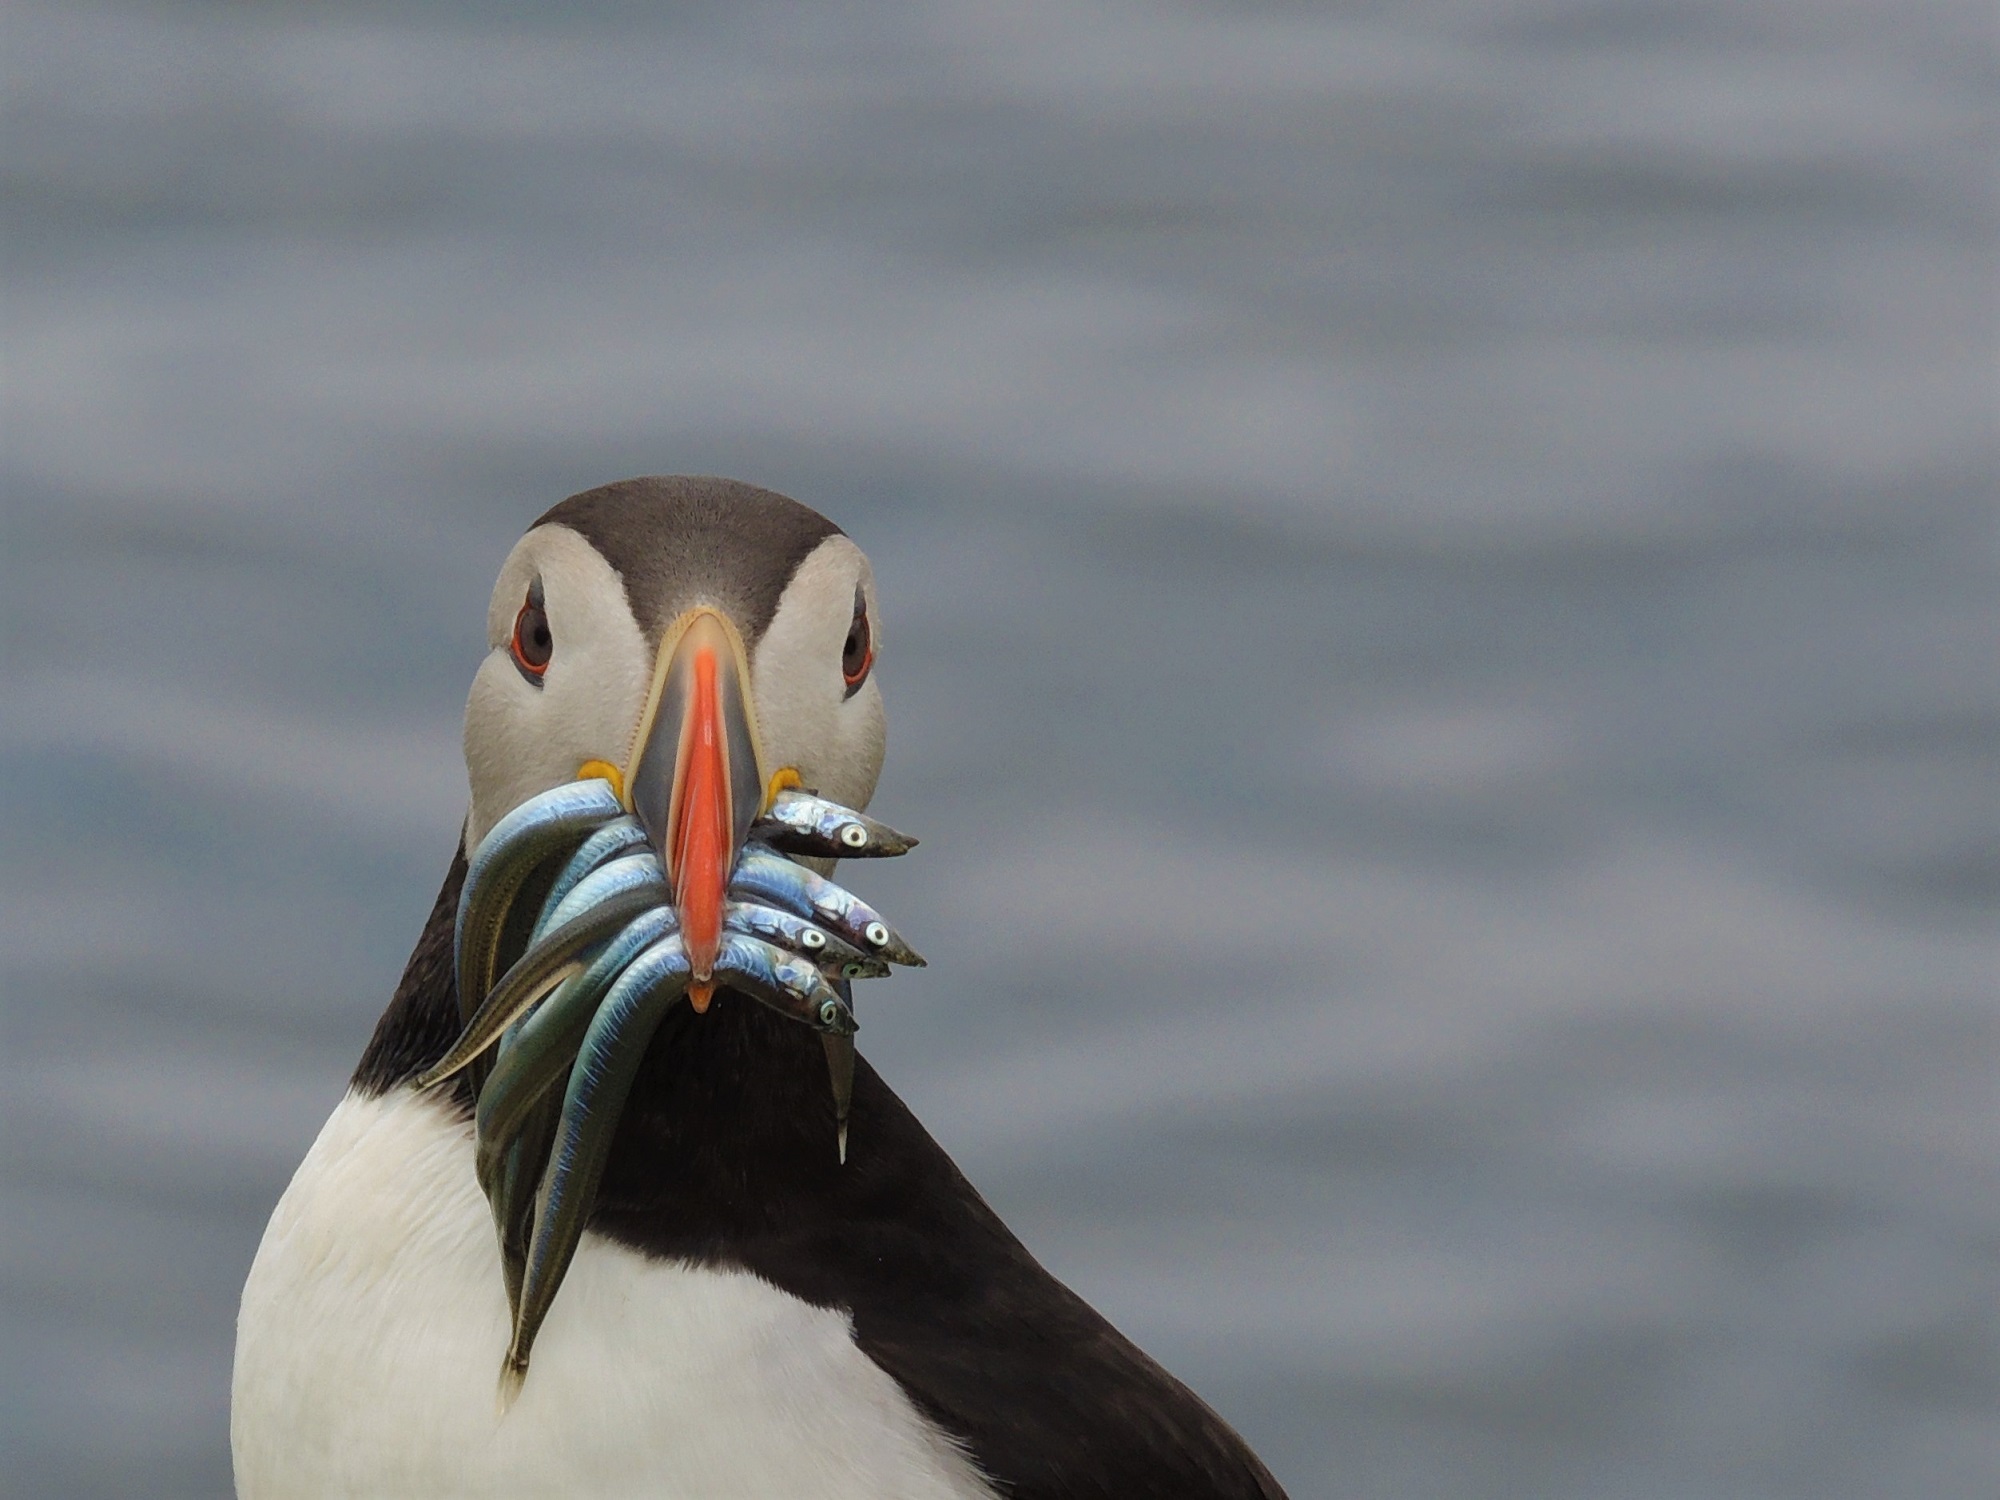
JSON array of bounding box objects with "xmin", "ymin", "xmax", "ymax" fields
[{"xmin": 625, "ymin": 609, "xmax": 767, "ymax": 1013}]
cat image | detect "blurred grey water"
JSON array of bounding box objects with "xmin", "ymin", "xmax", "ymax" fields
[{"xmin": 3, "ymin": 1, "xmax": 1995, "ymax": 1495}]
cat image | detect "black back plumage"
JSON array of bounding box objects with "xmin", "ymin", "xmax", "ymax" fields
[{"xmin": 356, "ymin": 857, "xmax": 1288, "ymax": 1500}]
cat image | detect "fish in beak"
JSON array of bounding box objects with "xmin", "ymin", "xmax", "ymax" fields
[{"xmin": 626, "ymin": 608, "xmax": 769, "ymax": 1014}]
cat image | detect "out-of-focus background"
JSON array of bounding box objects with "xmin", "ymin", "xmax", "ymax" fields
[{"xmin": 4, "ymin": 2, "xmax": 1994, "ymax": 1495}]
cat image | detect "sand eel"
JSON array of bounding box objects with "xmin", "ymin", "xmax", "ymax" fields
[{"xmin": 231, "ymin": 476, "xmax": 1288, "ymax": 1499}]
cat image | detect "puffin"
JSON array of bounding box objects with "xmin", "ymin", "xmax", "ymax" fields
[{"xmin": 231, "ymin": 475, "xmax": 1289, "ymax": 1499}]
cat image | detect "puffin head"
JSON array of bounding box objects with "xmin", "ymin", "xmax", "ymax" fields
[{"xmin": 462, "ymin": 476, "xmax": 886, "ymax": 989}]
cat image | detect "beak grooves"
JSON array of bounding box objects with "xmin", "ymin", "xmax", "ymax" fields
[
  {"xmin": 625, "ymin": 609, "xmax": 767, "ymax": 1014},
  {"xmin": 674, "ymin": 640, "xmax": 729, "ymax": 1009}
]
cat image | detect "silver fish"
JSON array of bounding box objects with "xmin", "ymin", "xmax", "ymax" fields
[
  {"xmin": 454, "ymin": 778, "xmax": 623, "ymax": 1031},
  {"xmin": 491, "ymin": 1091, "xmax": 560, "ymax": 1323},
  {"xmin": 476, "ymin": 905, "xmax": 681, "ymax": 1199},
  {"xmin": 540, "ymin": 851, "xmax": 666, "ymax": 929},
  {"xmin": 506, "ymin": 932, "xmax": 693, "ymax": 1395},
  {"xmin": 749, "ymin": 789, "xmax": 918, "ymax": 859},
  {"xmin": 714, "ymin": 932, "xmax": 859, "ymax": 1036},
  {"xmin": 420, "ymin": 856, "xmax": 666, "ymax": 1087},
  {"xmin": 723, "ymin": 899, "xmax": 886, "ymax": 977},
  {"xmin": 530, "ymin": 815, "xmax": 649, "ymax": 934},
  {"xmin": 821, "ymin": 980, "xmax": 856, "ymax": 1165},
  {"xmin": 729, "ymin": 845, "xmax": 925, "ymax": 967},
  {"xmin": 443, "ymin": 776, "xmax": 916, "ymax": 1394},
  {"xmin": 475, "ymin": 904, "xmax": 681, "ymax": 1313}
]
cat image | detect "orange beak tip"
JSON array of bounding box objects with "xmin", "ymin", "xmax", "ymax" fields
[{"xmin": 689, "ymin": 982, "xmax": 714, "ymax": 1014}]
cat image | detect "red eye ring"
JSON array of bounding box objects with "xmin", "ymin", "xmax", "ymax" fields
[
  {"xmin": 511, "ymin": 590, "xmax": 552, "ymax": 679},
  {"xmin": 841, "ymin": 599, "xmax": 872, "ymax": 693}
]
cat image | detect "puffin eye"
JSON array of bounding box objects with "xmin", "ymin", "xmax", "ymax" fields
[
  {"xmin": 841, "ymin": 592, "xmax": 872, "ymax": 695},
  {"xmin": 511, "ymin": 585, "xmax": 552, "ymax": 682}
]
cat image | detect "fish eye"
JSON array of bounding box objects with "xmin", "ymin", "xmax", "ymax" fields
[
  {"xmin": 841, "ymin": 590, "xmax": 872, "ymax": 695},
  {"xmin": 511, "ymin": 583, "xmax": 552, "ymax": 682},
  {"xmin": 819, "ymin": 999, "xmax": 840, "ymax": 1027},
  {"xmin": 800, "ymin": 928, "xmax": 827, "ymax": 951},
  {"xmin": 839, "ymin": 823, "xmax": 868, "ymax": 849}
]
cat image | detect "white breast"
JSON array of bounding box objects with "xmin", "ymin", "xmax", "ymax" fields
[{"xmin": 232, "ymin": 1088, "xmax": 996, "ymax": 1500}]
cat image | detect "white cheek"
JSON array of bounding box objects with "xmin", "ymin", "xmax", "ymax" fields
[
  {"xmin": 821, "ymin": 682, "xmax": 885, "ymax": 811},
  {"xmin": 747, "ymin": 645, "xmax": 838, "ymax": 800},
  {"xmin": 462, "ymin": 526, "xmax": 651, "ymax": 848},
  {"xmin": 752, "ymin": 538, "xmax": 888, "ymax": 812},
  {"xmin": 464, "ymin": 656, "xmax": 556, "ymax": 847}
]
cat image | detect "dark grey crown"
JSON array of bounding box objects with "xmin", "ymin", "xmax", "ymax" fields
[{"xmin": 538, "ymin": 477, "xmax": 843, "ymax": 648}]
